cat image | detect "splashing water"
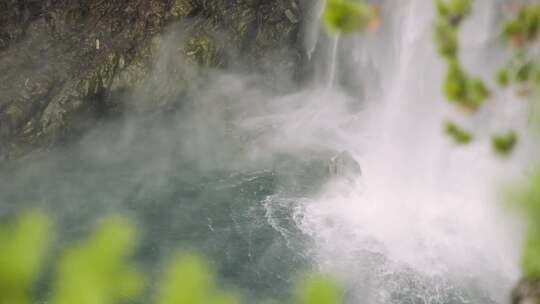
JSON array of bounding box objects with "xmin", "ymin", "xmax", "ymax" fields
[{"xmin": 270, "ymin": 0, "xmax": 534, "ymax": 303}]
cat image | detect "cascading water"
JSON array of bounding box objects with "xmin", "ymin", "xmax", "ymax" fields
[
  {"xmin": 301, "ymin": 0, "xmax": 342, "ymax": 90},
  {"xmin": 282, "ymin": 0, "xmax": 534, "ymax": 303},
  {"xmin": 327, "ymin": 35, "xmax": 341, "ymax": 89}
]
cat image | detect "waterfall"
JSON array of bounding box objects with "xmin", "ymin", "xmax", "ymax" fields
[
  {"xmin": 302, "ymin": 0, "xmax": 343, "ymax": 90},
  {"xmin": 326, "ymin": 34, "xmax": 341, "ymax": 89},
  {"xmin": 287, "ymin": 0, "xmax": 534, "ymax": 302},
  {"xmin": 302, "ymin": 0, "xmax": 326, "ymax": 61}
]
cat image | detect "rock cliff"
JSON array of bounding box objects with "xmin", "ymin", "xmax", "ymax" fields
[{"xmin": 0, "ymin": 0, "xmax": 304, "ymax": 159}]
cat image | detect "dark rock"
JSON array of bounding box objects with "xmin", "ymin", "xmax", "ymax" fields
[
  {"xmin": 512, "ymin": 279, "xmax": 540, "ymax": 304},
  {"xmin": 327, "ymin": 151, "xmax": 362, "ymax": 180}
]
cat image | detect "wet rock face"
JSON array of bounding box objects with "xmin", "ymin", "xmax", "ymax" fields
[
  {"xmin": 512, "ymin": 279, "xmax": 540, "ymax": 304},
  {"xmin": 0, "ymin": 0, "xmax": 303, "ymax": 159}
]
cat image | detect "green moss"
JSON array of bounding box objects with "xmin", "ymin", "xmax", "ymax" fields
[
  {"xmin": 234, "ymin": 8, "xmax": 256, "ymax": 39},
  {"xmin": 170, "ymin": 0, "xmax": 194, "ymax": 19},
  {"xmin": 185, "ymin": 36, "xmax": 221, "ymax": 67},
  {"xmin": 4, "ymin": 104, "xmax": 26, "ymax": 127}
]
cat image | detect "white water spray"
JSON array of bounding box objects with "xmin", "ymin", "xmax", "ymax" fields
[{"xmin": 266, "ymin": 0, "xmax": 534, "ymax": 303}]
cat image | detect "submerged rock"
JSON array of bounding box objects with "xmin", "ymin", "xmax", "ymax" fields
[
  {"xmin": 512, "ymin": 279, "xmax": 540, "ymax": 304},
  {"xmin": 326, "ymin": 150, "xmax": 362, "ymax": 180}
]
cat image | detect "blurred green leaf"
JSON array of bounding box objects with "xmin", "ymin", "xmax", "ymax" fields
[
  {"xmin": 510, "ymin": 173, "xmax": 540, "ymax": 278},
  {"xmin": 156, "ymin": 253, "xmax": 239, "ymax": 304},
  {"xmin": 323, "ymin": 0, "xmax": 377, "ymax": 34},
  {"xmin": 296, "ymin": 274, "xmax": 342, "ymax": 304},
  {"xmin": 0, "ymin": 213, "xmax": 343, "ymax": 304},
  {"xmin": 502, "ymin": 4, "xmax": 540, "ymax": 46},
  {"xmin": 496, "ymin": 68, "xmax": 509, "ymax": 87},
  {"xmin": 51, "ymin": 216, "xmax": 143, "ymax": 304},
  {"xmin": 435, "ymin": 0, "xmax": 471, "ymax": 26},
  {"xmin": 0, "ymin": 211, "xmax": 51, "ymax": 304},
  {"xmin": 444, "ymin": 121, "xmax": 472, "ymax": 145},
  {"xmin": 523, "ymin": 228, "xmax": 540, "ymax": 278},
  {"xmin": 443, "ymin": 60, "xmax": 489, "ymax": 110},
  {"xmin": 435, "ymin": 0, "xmax": 490, "ymax": 112},
  {"xmin": 434, "ymin": 18, "xmax": 458, "ymax": 59},
  {"xmin": 444, "ymin": 60, "xmax": 467, "ymax": 102},
  {"xmin": 467, "ymin": 77, "xmax": 490, "ymax": 107},
  {"xmin": 446, "ymin": 0, "xmax": 471, "ymax": 19},
  {"xmin": 516, "ymin": 62, "xmax": 535, "ymax": 84},
  {"xmin": 491, "ymin": 130, "xmax": 517, "ymax": 157}
]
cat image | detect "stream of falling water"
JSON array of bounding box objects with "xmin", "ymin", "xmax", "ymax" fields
[
  {"xmin": 284, "ymin": 0, "xmax": 533, "ymax": 303},
  {"xmin": 327, "ymin": 35, "xmax": 341, "ymax": 89}
]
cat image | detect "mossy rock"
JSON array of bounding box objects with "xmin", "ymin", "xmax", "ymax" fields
[{"xmin": 185, "ymin": 35, "xmax": 223, "ymax": 67}]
